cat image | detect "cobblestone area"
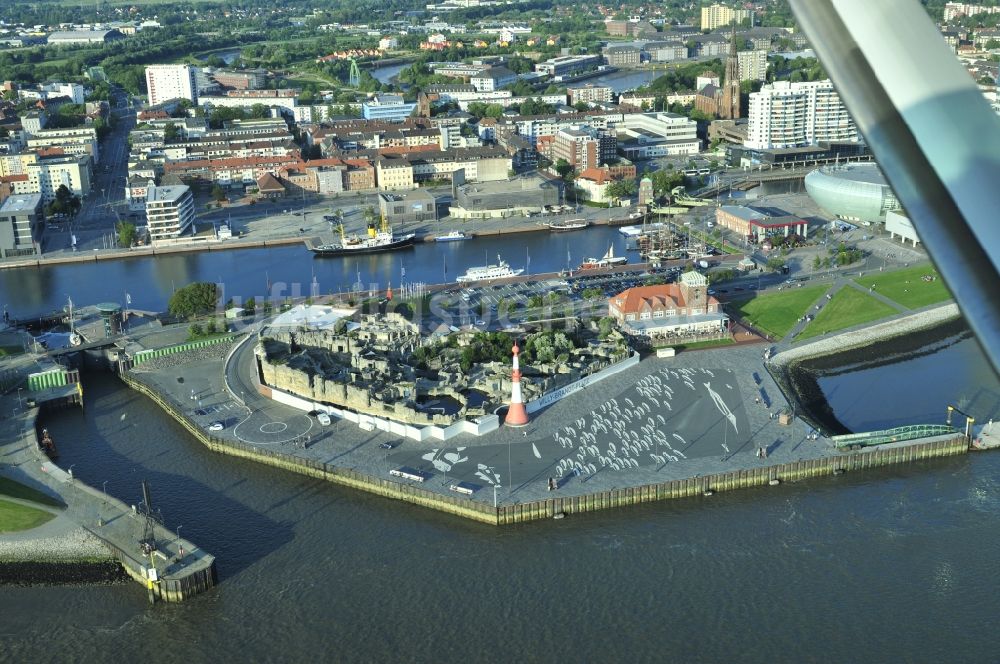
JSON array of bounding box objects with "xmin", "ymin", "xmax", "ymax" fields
[
  {"xmin": 0, "ymin": 517, "xmax": 111, "ymax": 561},
  {"xmin": 132, "ymin": 339, "xmax": 240, "ymax": 372}
]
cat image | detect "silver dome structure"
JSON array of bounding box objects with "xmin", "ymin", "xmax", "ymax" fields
[{"xmin": 804, "ymin": 163, "xmax": 901, "ymax": 223}]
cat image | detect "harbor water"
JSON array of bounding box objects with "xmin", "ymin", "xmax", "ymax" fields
[
  {"xmin": 0, "ymin": 227, "xmax": 629, "ymax": 316},
  {"xmin": 2, "ymin": 315, "xmax": 999, "ymax": 661}
]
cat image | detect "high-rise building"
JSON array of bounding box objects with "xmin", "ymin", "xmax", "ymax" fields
[
  {"xmin": 700, "ymin": 4, "xmax": 753, "ymax": 31},
  {"xmin": 145, "ymin": 184, "xmax": 195, "ymax": 241},
  {"xmin": 0, "ymin": 192, "xmax": 44, "ymax": 258},
  {"xmin": 737, "ymin": 50, "xmax": 768, "ymax": 82},
  {"xmin": 144, "ymin": 65, "xmax": 198, "ymax": 107},
  {"xmin": 745, "ymin": 80, "xmax": 859, "ymax": 150}
]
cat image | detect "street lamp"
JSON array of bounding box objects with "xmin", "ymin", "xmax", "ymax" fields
[
  {"xmin": 17, "ymin": 387, "xmax": 22, "ymax": 410},
  {"xmin": 68, "ymin": 464, "xmax": 76, "ymax": 479},
  {"xmin": 102, "ymin": 480, "xmax": 109, "ymax": 499},
  {"xmin": 175, "ymin": 525, "xmax": 183, "ymax": 544}
]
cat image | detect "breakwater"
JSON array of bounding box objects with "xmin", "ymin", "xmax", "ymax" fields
[{"xmin": 121, "ymin": 370, "xmax": 971, "ymax": 525}]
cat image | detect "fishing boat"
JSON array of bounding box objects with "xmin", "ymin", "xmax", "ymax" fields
[
  {"xmin": 456, "ymin": 255, "xmax": 524, "ymax": 283},
  {"xmin": 434, "ymin": 231, "xmax": 468, "ymax": 242},
  {"xmin": 311, "ymin": 218, "xmax": 415, "ymax": 257},
  {"xmin": 579, "ymin": 245, "xmax": 628, "ymax": 270},
  {"xmin": 545, "ymin": 218, "xmax": 589, "ymax": 231}
]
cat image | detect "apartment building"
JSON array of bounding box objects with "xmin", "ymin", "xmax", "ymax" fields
[
  {"xmin": 470, "ymin": 67, "xmax": 516, "ymax": 92},
  {"xmin": 745, "ymin": 80, "xmax": 859, "ymax": 150},
  {"xmin": 144, "ymin": 64, "xmax": 198, "ymax": 107},
  {"xmin": 551, "ymin": 127, "xmax": 617, "ymax": 171},
  {"xmin": 567, "ymin": 85, "xmax": 614, "ymax": 105},
  {"xmin": 700, "ymin": 4, "xmax": 754, "ymax": 30},
  {"xmin": 145, "ymin": 184, "xmax": 195, "ymax": 242},
  {"xmin": 0, "ymin": 192, "xmax": 44, "ymax": 258},
  {"xmin": 26, "ymin": 127, "xmax": 100, "ymax": 163},
  {"xmin": 737, "ymin": 50, "xmax": 768, "ymax": 82},
  {"xmin": 15, "ymin": 154, "xmax": 92, "ymax": 202}
]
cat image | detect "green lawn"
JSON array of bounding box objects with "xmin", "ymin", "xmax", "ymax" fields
[
  {"xmin": 731, "ymin": 285, "xmax": 828, "ymax": 339},
  {"xmin": 0, "ymin": 477, "xmax": 63, "ymax": 508},
  {"xmin": 0, "ymin": 345, "xmax": 23, "ymax": 357},
  {"xmin": 854, "ymin": 264, "xmax": 952, "ymax": 309},
  {"xmin": 798, "ymin": 287, "xmax": 898, "ymax": 340},
  {"xmin": 0, "ymin": 499, "xmax": 55, "ymax": 534}
]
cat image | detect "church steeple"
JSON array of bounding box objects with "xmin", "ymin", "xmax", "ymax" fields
[{"xmin": 721, "ymin": 22, "xmax": 742, "ymax": 119}]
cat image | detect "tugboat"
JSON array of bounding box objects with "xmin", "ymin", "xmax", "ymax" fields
[
  {"xmin": 545, "ymin": 218, "xmax": 589, "ymax": 231},
  {"xmin": 310, "ymin": 217, "xmax": 416, "ymax": 257},
  {"xmin": 579, "ymin": 245, "xmax": 628, "ymax": 270}
]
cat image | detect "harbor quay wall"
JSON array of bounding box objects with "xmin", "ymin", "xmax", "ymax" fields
[
  {"xmin": 495, "ymin": 435, "xmax": 968, "ymax": 524},
  {"xmin": 12, "ymin": 406, "xmax": 217, "ymax": 601},
  {"xmin": 123, "ymin": 371, "xmax": 969, "ymax": 526}
]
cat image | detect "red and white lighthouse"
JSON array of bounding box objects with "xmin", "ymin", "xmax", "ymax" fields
[{"xmin": 505, "ymin": 343, "xmax": 530, "ymax": 427}]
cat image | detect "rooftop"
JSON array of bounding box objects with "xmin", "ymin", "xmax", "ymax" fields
[
  {"xmin": 818, "ymin": 163, "xmax": 889, "ymax": 186},
  {"xmin": 146, "ymin": 184, "xmax": 190, "ymax": 202},
  {"xmin": 0, "ymin": 193, "xmax": 42, "ymax": 214}
]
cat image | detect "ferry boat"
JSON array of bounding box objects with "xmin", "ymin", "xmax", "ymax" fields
[
  {"xmin": 456, "ymin": 255, "xmax": 524, "ymax": 283},
  {"xmin": 311, "ymin": 219, "xmax": 415, "ymax": 257},
  {"xmin": 579, "ymin": 245, "xmax": 628, "ymax": 270},
  {"xmin": 545, "ymin": 219, "xmax": 589, "ymax": 231},
  {"xmin": 434, "ymin": 231, "xmax": 468, "ymax": 242}
]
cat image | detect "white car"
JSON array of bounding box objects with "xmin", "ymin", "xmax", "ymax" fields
[
  {"xmin": 317, "ymin": 412, "xmax": 331, "ymax": 426},
  {"xmin": 208, "ymin": 421, "xmax": 224, "ymax": 432}
]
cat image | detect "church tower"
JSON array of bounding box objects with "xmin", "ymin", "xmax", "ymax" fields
[{"xmin": 720, "ymin": 24, "xmax": 742, "ymax": 119}]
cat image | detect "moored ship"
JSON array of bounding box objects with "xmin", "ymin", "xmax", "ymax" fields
[
  {"xmin": 311, "ymin": 219, "xmax": 416, "ymax": 257},
  {"xmin": 456, "ymin": 255, "xmax": 524, "ymax": 283}
]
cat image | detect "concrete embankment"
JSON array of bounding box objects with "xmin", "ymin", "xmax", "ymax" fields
[
  {"xmin": 0, "ymin": 396, "xmax": 217, "ymax": 601},
  {"xmin": 0, "ymin": 235, "xmax": 306, "ymax": 270},
  {"xmin": 121, "ymin": 370, "xmax": 971, "ymax": 526},
  {"xmin": 767, "ymin": 304, "xmax": 963, "ymax": 434}
]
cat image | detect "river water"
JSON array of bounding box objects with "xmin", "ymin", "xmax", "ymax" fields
[
  {"xmin": 3, "ymin": 228, "xmax": 1000, "ymax": 661},
  {"xmin": 0, "ymin": 227, "xmax": 628, "ymax": 317},
  {"xmin": 3, "ymin": 357, "xmax": 998, "ymax": 662}
]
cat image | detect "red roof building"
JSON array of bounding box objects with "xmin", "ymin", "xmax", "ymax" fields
[{"xmin": 608, "ymin": 272, "xmax": 727, "ymax": 337}]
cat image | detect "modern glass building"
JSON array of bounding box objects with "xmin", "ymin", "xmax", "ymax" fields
[{"xmin": 804, "ymin": 163, "xmax": 901, "ymax": 223}]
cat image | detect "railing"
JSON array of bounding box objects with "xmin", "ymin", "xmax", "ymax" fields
[{"xmin": 831, "ymin": 424, "xmax": 958, "ymax": 449}]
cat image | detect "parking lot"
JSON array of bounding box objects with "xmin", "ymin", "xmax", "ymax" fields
[{"xmin": 428, "ymin": 267, "xmax": 685, "ymax": 331}]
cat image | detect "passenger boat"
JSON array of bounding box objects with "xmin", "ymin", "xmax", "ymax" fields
[
  {"xmin": 434, "ymin": 231, "xmax": 468, "ymax": 242},
  {"xmin": 456, "ymin": 255, "xmax": 524, "ymax": 283},
  {"xmin": 579, "ymin": 245, "xmax": 628, "ymax": 270},
  {"xmin": 545, "ymin": 219, "xmax": 589, "ymax": 231},
  {"xmin": 310, "ymin": 219, "xmax": 415, "ymax": 257}
]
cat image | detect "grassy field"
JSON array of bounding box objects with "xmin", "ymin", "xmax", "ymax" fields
[
  {"xmin": 0, "ymin": 477, "xmax": 63, "ymax": 508},
  {"xmin": 854, "ymin": 263, "xmax": 951, "ymax": 309},
  {"xmin": 0, "ymin": 499, "xmax": 55, "ymax": 534},
  {"xmin": 798, "ymin": 287, "xmax": 898, "ymax": 340},
  {"xmin": 731, "ymin": 285, "xmax": 828, "ymax": 339}
]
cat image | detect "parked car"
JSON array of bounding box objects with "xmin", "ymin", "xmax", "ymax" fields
[
  {"xmin": 208, "ymin": 421, "xmax": 224, "ymax": 432},
  {"xmin": 317, "ymin": 412, "xmax": 331, "ymax": 426}
]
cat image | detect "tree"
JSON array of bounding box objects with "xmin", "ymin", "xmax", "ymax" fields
[
  {"xmin": 605, "ymin": 179, "xmax": 637, "ymax": 201},
  {"xmin": 250, "ymin": 103, "xmax": 269, "ymax": 119},
  {"xmin": 554, "ymin": 158, "xmax": 574, "ymax": 180},
  {"xmin": 116, "ymin": 221, "xmax": 137, "ymax": 248},
  {"xmin": 168, "ymin": 282, "xmax": 219, "ymax": 319},
  {"xmin": 163, "ymin": 122, "xmax": 180, "ymax": 141},
  {"xmin": 211, "ymin": 184, "xmax": 227, "ymax": 202}
]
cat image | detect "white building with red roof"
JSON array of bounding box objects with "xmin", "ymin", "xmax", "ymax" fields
[{"xmin": 608, "ymin": 271, "xmax": 728, "ymax": 336}]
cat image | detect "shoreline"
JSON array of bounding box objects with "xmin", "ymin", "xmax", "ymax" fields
[
  {"xmin": 0, "ymin": 217, "xmax": 626, "ymax": 271},
  {"xmin": 767, "ymin": 303, "xmax": 963, "ymax": 434},
  {"xmin": 119, "ymin": 344, "xmax": 973, "ymax": 525}
]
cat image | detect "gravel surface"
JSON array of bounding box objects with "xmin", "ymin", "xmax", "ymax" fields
[
  {"xmin": 132, "ymin": 339, "xmax": 239, "ymax": 372},
  {"xmin": 0, "ymin": 524, "xmax": 112, "ymax": 562}
]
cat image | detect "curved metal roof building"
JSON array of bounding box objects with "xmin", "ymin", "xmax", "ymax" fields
[{"xmin": 804, "ymin": 163, "xmax": 901, "ymax": 223}]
